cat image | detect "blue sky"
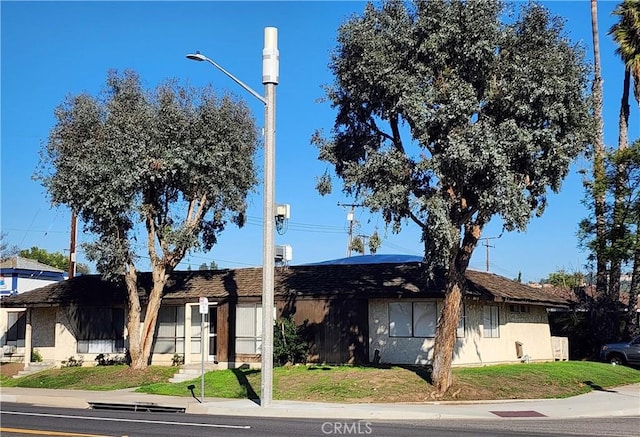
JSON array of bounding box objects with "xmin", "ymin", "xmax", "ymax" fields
[{"xmin": 1, "ymin": 1, "xmax": 638, "ymax": 284}]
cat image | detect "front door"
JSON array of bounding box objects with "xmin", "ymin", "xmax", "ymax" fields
[{"xmin": 191, "ymin": 304, "xmax": 217, "ymax": 362}]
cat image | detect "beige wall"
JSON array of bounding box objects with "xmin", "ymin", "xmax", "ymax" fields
[
  {"xmin": 369, "ymin": 299, "xmax": 554, "ymax": 366},
  {"xmin": 28, "ymin": 304, "xmax": 206, "ymax": 367}
]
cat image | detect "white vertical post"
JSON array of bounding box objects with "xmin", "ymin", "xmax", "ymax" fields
[{"xmin": 261, "ymin": 26, "xmax": 278, "ymax": 408}]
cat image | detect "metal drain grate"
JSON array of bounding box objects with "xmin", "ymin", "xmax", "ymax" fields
[
  {"xmin": 89, "ymin": 402, "xmax": 185, "ymax": 413},
  {"xmin": 490, "ymin": 410, "xmax": 547, "ymax": 418}
]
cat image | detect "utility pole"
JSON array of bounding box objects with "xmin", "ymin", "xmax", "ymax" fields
[
  {"xmin": 338, "ymin": 202, "xmax": 362, "ymax": 257},
  {"xmin": 483, "ymin": 236, "xmax": 500, "ymax": 272},
  {"xmin": 68, "ymin": 212, "xmax": 77, "ymax": 279}
]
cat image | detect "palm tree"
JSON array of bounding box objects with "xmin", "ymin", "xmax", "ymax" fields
[
  {"xmin": 609, "ymin": 0, "xmax": 640, "ymax": 336},
  {"xmin": 591, "ymin": 0, "xmax": 608, "ymax": 297},
  {"xmin": 610, "ymin": 0, "xmax": 640, "ymax": 106}
]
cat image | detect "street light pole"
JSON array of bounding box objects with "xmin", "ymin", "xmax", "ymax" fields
[
  {"xmin": 186, "ymin": 27, "xmax": 278, "ymax": 408},
  {"xmin": 261, "ymin": 27, "xmax": 278, "ymax": 408}
]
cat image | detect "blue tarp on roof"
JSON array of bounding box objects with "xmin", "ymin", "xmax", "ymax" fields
[{"xmin": 304, "ymin": 254, "xmax": 423, "ymax": 266}]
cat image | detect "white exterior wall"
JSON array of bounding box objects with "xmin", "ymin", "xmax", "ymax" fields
[
  {"xmin": 369, "ymin": 299, "xmax": 555, "ymax": 366},
  {"xmin": 17, "ymin": 277, "xmax": 59, "ymax": 294}
]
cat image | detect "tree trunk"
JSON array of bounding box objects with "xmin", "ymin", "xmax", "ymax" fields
[
  {"xmin": 431, "ymin": 220, "xmax": 483, "ymax": 394},
  {"xmin": 431, "ymin": 267, "xmax": 464, "ymax": 393},
  {"xmin": 132, "ymin": 265, "xmax": 167, "ymax": 369},
  {"xmin": 124, "ymin": 264, "xmax": 144, "ymax": 369},
  {"xmin": 610, "ymin": 70, "xmax": 631, "ymax": 305},
  {"xmin": 591, "ymin": 0, "xmax": 608, "ymax": 297}
]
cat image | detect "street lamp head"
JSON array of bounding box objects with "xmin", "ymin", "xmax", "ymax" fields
[{"xmin": 186, "ymin": 52, "xmax": 207, "ymax": 62}]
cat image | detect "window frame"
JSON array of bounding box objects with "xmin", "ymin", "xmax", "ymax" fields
[
  {"xmin": 235, "ymin": 303, "xmax": 263, "ymax": 355},
  {"xmin": 509, "ymin": 304, "xmax": 530, "ymax": 313},
  {"xmin": 388, "ymin": 301, "xmax": 465, "ymax": 339},
  {"xmin": 483, "ymin": 305, "xmax": 500, "ymax": 338},
  {"xmin": 5, "ymin": 311, "xmax": 26, "ymax": 347},
  {"xmin": 76, "ymin": 307, "xmax": 126, "ymax": 354},
  {"xmin": 151, "ymin": 305, "xmax": 185, "ymax": 355}
]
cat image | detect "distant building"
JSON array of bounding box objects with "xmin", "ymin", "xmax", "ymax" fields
[
  {"xmin": 1, "ymin": 257, "xmax": 66, "ymax": 361},
  {"xmin": 0, "ymin": 256, "xmax": 66, "ymax": 297}
]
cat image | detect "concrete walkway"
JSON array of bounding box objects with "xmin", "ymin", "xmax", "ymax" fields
[{"xmin": 1, "ymin": 383, "xmax": 639, "ymax": 420}]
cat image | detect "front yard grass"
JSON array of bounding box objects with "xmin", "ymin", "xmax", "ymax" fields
[{"xmin": 2, "ymin": 361, "xmax": 639, "ymax": 402}]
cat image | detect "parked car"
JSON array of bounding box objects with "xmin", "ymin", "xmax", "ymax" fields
[{"xmin": 599, "ymin": 336, "xmax": 640, "ymax": 366}]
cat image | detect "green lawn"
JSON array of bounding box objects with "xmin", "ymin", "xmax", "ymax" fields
[{"xmin": 3, "ymin": 361, "xmax": 639, "ymax": 403}]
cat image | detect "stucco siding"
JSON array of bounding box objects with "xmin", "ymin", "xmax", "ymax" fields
[
  {"xmin": 30, "ymin": 308, "xmax": 64, "ymax": 362},
  {"xmin": 369, "ymin": 299, "xmax": 555, "ymax": 366}
]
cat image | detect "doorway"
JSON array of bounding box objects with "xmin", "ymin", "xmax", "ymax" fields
[{"xmin": 190, "ymin": 304, "xmax": 217, "ymax": 362}]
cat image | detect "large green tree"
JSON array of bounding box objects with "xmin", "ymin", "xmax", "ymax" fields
[
  {"xmin": 19, "ymin": 246, "xmax": 89, "ymax": 274},
  {"xmin": 37, "ymin": 70, "xmax": 259, "ymax": 369},
  {"xmin": 315, "ymin": 0, "xmax": 591, "ymax": 394}
]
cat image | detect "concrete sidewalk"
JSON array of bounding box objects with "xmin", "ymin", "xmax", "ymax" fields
[{"xmin": 1, "ymin": 384, "xmax": 639, "ymax": 420}]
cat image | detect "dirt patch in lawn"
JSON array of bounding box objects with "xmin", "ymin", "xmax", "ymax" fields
[{"xmin": 0, "ymin": 362, "xmax": 24, "ymax": 378}]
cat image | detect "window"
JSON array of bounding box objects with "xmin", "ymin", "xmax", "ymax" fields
[
  {"xmin": 5, "ymin": 311, "xmax": 26, "ymax": 347},
  {"xmin": 389, "ymin": 302, "xmax": 413, "ymax": 337},
  {"xmin": 389, "ymin": 302, "xmax": 464, "ymax": 338},
  {"xmin": 191, "ymin": 306, "xmax": 202, "ymax": 354},
  {"xmin": 509, "ymin": 304, "xmax": 530, "ymax": 313},
  {"xmin": 483, "ymin": 306, "xmax": 500, "ymax": 338},
  {"xmin": 152, "ymin": 306, "xmax": 184, "ymax": 354},
  {"xmin": 76, "ymin": 308, "xmax": 125, "ymax": 353},
  {"xmin": 236, "ymin": 303, "xmax": 263, "ymax": 354}
]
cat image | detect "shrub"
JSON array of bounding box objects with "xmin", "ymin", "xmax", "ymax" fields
[
  {"xmin": 61, "ymin": 355, "xmax": 84, "ymax": 367},
  {"xmin": 172, "ymin": 353, "xmax": 184, "ymax": 366},
  {"xmin": 273, "ymin": 316, "xmax": 308, "ymax": 366},
  {"xmin": 31, "ymin": 349, "xmax": 43, "ymax": 363},
  {"xmin": 95, "ymin": 353, "xmax": 128, "ymax": 366}
]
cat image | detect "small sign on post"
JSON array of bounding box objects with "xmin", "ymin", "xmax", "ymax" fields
[{"xmin": 199, "ymin": 297, "xmax": 209, "ymax": 314}]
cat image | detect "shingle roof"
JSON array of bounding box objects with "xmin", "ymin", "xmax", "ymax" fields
[
  {"xmin": 0, "ymin": 262, "xmax": 569, "ymax": 308},
  {"xmin": 0, "ymin": 256, "xmax": 65, "ymax": 273}
]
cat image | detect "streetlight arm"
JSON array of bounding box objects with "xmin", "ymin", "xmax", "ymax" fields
[{"xmin": 186, "ymin": 53, "xmax": 267, "ymax": 105}]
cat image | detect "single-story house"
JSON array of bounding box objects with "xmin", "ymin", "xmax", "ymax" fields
[
  {"xmin": 1, "ymin": 257, "xmax": 66, "ymax": 361},
  {"xmin": 0, "ymin": 257, "xmax": 569, "ymax": 368}
]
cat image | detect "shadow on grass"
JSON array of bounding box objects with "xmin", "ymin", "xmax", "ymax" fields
[
  {"xmin": 304, "ymin": 363, "xmax": 434, "ymax": 385},
  {"xmin": 398, "ymin": 364, "xmax": 433, "ymax": 385},
  {"xmin": 584, "ymin": 380, "xmax": 618, "ymax": 393},
  {"xmin": 231, "ymin": 368, "xmax": 260, "ymax": 404},
  {"xmin": 307, "ymin": 366, "xmax": 334, "ymax": 371}
]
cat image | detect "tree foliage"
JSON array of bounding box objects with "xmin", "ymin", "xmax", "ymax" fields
[
  {"xmin": 0, "ymin": 232, "xmax": 18, "ymax": 261},
  {"xmin": 315, "ymin": 0, "xmax": 591, "ymax": 393},
  {"xmin": 273, "ymin": 316, "xmax": 309, "ymax": 366},
  {"xmin": 540, "ymin": 269, "xmax": 585, "ymax": 288},
  {"xmin": 19, "ymin": 246, "xmax": 68, "ymax": 270},
  {"xmin": 36, "ymin": 69, "xmax": 259, "ymax": 368},
  {"xmin": 16, "ymin": 246, "xmax": 90, "ymax": 274},
  {"xmin": 610, "ymin": 0, "xmax": 640, "ymax": 105}
]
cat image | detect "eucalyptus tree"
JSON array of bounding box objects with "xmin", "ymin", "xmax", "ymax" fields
[
  {"xmin": 315, "ymin": 0, "xmax": 591, "ymax": 393},
  {"xmin": 37, "ymin": 70, "xmax": 259, "ymax": 369}
]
